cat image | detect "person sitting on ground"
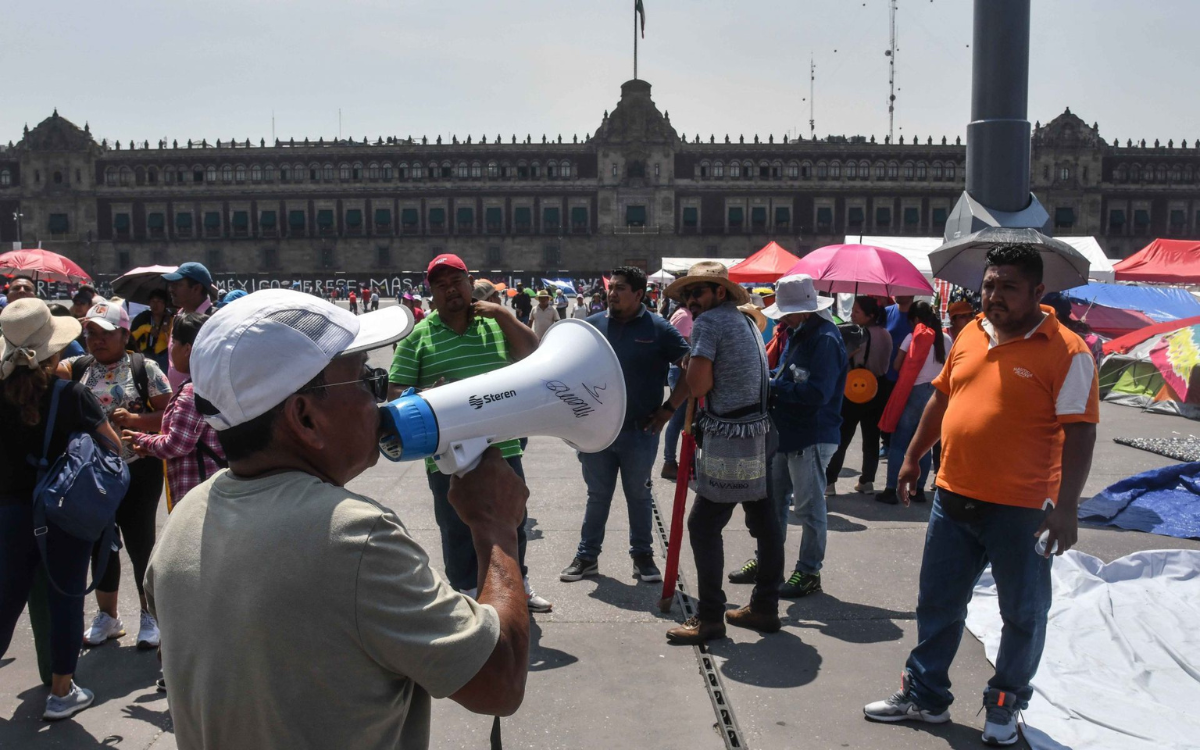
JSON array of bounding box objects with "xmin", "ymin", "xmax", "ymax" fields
[
  {"xmin": 876, "ymin": 301, "xmax": 952, "ymax": 505},
  {"xmin": 123, "ymin": 313, "xmax": 225, "ymax": 511},
  {"xmin": 0, "ymin": 299, "xmax": 122, "ymax": 721},
  {"xmin": 130, "ymin": 289, "xmax": 173, "ymax": 372},
  {"xmin": 145, "ymin": 290, "xmax": 531, "ymax": 749}
]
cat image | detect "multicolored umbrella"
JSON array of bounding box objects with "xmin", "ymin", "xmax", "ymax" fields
[
  {"xmin": 786, "ymin": 243, "xmax": 934, "ymax": 297},
  {"xmin": 0, "ymin": 248, "xmax": 92, "ymax": 284},
  {"xmin": 1150, "ymin": 324, "xmax": 1200, "ymax": 402}
]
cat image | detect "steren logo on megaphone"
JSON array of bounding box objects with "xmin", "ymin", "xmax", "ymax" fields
[{"xmin": 469, "ymin": 390, "xmax": 517, "ymax": 410}]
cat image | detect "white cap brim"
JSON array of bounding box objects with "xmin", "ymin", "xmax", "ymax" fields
[
  {"xmin": 342, "ymin": 305, "xmax": 414, "ymax": 355},
  {"xmin": 762, "ymin": 295, "xmax": 834, "ymax": 320}
]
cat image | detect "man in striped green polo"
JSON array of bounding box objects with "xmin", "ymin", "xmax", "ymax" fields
[{"xmin": 387, "ymin": 254, "xmax": 551, "ymax": 611}]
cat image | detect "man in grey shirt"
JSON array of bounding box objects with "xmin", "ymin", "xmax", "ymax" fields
[
  {"xmin": 662, "ymin": 262, "xmax": 783, "ymax": 645},
  {"xmin": 145, "ymin": 290, "xmax": 531, "ymax": 750}
]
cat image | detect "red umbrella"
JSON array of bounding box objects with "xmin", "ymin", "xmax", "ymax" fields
[
  {"xmin": 0, "ymin": 248, "xmax": 92, "ymax": 285},
  {"xmin": 786, "ymin": 243, "xmax": 933, "ymax": 297}
]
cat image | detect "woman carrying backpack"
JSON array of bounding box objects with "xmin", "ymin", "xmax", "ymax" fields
[
  {"xmin": 0, "ymin": 298, "xmax": 122, "ymax": 720},
  {"xmin": 58, "ymin": 302, "xmax": 172, "ymax": 651}
]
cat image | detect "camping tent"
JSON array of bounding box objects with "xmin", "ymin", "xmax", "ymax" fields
[
  {"xmin": 1062, "ymin": 282, "xmax": 1200, "ymax": 323},
  {"xmin": 851, "ymin": 235, "xmax": 1116, "ymax": 283},
  {"xmin": 1071, "ymin": 303, "xmax": 1154, "ymax": 338},
  {"xmin": 660, "ymin": 257, "xmax": 745, "ymax": 275},
  {"xmin": 727, "ymin": 241, "xmax": 802, "ymax": 283},
  {"xmin": 1100, "ymin": 317, "xmax": 1200, "ymax": 420},
  {"xmin": 1113, "ymin": 239, "xmax": 1200, "ymax": 284}
]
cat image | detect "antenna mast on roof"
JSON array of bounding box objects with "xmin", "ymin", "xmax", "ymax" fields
[
  {"xmin": 887, "ymin": 0, "xmax": 898, "ymax": 142},
  {"xmin": 809, "ymin": 56, "xmax": 816, "ymax": 141}
]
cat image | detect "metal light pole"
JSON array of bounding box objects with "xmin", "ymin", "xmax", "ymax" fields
[
  {"xmin": 943, "ymin": 0, "xmax": 1050, "ymax": 240},
  {"xmin": 12, "ymin": 210, "xmax": 23, "ymax": 246}
]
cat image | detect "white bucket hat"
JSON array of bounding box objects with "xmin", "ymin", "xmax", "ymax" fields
[
  {"xmin": 0, "ymin": 298, "xmax": 82, "ymax": 379},
  {"xmin": 762, "ymin": 274, "xmax": 834, "ymax": 320},
  {"xmin": 191, "ymin": 289, "xmax": 415, "ymax": 430}
]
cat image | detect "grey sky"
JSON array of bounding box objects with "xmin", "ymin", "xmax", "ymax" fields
[{"xmin": 5, "ymin": 1, "xmax": 1198, "ymax": 148}]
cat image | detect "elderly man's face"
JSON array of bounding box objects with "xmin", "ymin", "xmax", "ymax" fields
[
  {"xmin": 304, "ymin": 353, "xmax": 382, "ymax": 485},
  {"xmin": 7, "ymin": 279, "xmax": 36, "ymax": 302}
]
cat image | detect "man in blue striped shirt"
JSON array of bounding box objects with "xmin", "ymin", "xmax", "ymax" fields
[{"xmin": 387, "ymin": 254, "xmax": 550, "ymax": 610}]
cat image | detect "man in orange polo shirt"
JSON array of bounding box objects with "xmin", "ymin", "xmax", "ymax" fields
[{"xmin": 863, "ymin": 244, "xmax": 1098, "ymax": 747}]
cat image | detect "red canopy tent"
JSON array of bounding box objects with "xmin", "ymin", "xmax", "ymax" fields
[
  {"xmin": 727, "ymin": 241, "xmax": 801, "ymax": 283},
  {"xmin": 1113, "ymin": 239, "xmax": 1200, "ymax": 284}
]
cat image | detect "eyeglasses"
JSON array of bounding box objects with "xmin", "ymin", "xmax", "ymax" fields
[
  {"xmin": 683, "ymin": 284, "xmax": 716, "ymax": 301},
  {"xmin": 304, "ymin": 365, "xmax": 390, "ymax": 402}
]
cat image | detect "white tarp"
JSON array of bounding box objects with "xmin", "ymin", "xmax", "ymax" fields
[
  {"xmin": 660, "ymin": 257, "xmax": 745, "ymax": 275},
  {"xmin": 965, "ymin": 550, "xmax": 1200, "ymax": 750},
  {"xmin": 848, "ymin": 236, "xmax": 1116, "ymax": 284}
]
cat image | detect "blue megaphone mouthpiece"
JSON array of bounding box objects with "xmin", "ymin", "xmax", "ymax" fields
[{"xmin": 378, "ymin": 389, "xmax": 440, "ymax": 462}]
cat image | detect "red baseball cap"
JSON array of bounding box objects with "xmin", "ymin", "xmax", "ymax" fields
[{"xmin": 426, "ymin": 253, "xmax": 469, "ymax": 280}]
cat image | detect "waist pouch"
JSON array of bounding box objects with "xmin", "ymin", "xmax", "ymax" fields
[{"xmin": 937, "ymin": 489, "xmax": 991, "ymax": 523}]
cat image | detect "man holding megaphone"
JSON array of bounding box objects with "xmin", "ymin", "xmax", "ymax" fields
[
  {"xmin": 387, "ymin": 254, "xmax": 553, "ymax": 612},
  {"xmin": 144, "ymin": 290, "xmax": 532, "ymax": 749}
]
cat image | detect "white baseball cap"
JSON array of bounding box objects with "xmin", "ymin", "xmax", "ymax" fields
[
  {"xmin": 84, "ymin": 300, "xmax": 130, "ymax": 331},
  {"xmin": 762, "ymin": 274, "xmax": 834, "ymax": 319},
  {"xmin": 191, "ymin": 289, "xmax": 414, "ymax": 430}
]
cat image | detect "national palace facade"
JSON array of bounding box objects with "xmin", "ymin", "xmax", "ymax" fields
[{"xmin": 3, "ymin": 79, "xmax": 1199, "ymax": 283}]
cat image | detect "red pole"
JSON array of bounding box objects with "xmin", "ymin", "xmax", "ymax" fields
[{"xmin": 659, "ymin": 399, "xmax": 696, "ymax": 611}]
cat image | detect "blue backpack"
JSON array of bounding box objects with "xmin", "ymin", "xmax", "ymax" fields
[{"xmin": 31, "ymin": 379, "xmax": 131, "ymax": 596}]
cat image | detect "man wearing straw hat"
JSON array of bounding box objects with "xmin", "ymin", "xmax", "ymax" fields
[{"xmin": 662, "ymin": 262, "xmax": 783, "ymax": 645}]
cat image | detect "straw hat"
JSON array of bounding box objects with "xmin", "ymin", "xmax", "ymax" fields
[
  {"xmin": 536, "ymin": 290, "xmax": 551, "ymax": 299},
  {"xmin": 0, "ymin": 298, "xmax": 82, "ymax": 380},
  {"xmin": 737, "ymin": 303, "xmax": 768, "ymax": 333},
  {"xmin": 664, "ymin": 261, "xmax": 751, "ymax": 305}
]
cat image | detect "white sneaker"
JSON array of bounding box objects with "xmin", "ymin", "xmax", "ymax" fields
[
  {"xmin": 524, "ymin": 577, "xmax": 553, "ymax": 613},
  {"xmin": 83, "ymin": 611, "xmax": 125, "ymax": 647},
  {"xmin": 137, "ymin": 611, "xmax": 161, "ymax": 650},
  {"xmin": 864, "ymin": 674, "xmax": 950, "ymax": 724},
  {"xmin": 43, "ymin": 682, "xmax": 94, "ymax": 721},
  {"xmin": 855, "ymin": 481, "xmax": 874, "ymax": 493}
]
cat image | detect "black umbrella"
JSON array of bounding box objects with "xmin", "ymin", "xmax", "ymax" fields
[
  {"xmin": 930, "ymin": 227, "xmax": 1090, "ymax": 294},
  {"xmin": 110, "ymin": 265, "xmax": 177, "ymax": 305}
]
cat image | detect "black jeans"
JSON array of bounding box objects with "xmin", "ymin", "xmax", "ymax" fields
[
  {"xmin": 826, "ymin": 385, "xmax": 888, "ymax": 486},
  {"xmin": 0, "ymin": 503, "xmax": 94, "ymax": 675},
  {"xmin": 95, "ymin": 458, "xmax": 163, "ymax": 597},
  {"xmin": 429, "ymin": 457, "xmax": 529, "ymax": 591},
  {"xmin": 688, "ymin": 495, "xmax": 784, "ymax": 622}
]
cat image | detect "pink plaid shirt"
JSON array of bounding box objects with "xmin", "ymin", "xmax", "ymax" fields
[{"xmin": 133, "ymin": 381, "xmax": 225, "ymax": 507}]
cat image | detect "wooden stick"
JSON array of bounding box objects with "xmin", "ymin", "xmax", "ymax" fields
[{"xmin": 658, "ymin": 398, "xmax": 696, "ymax": 612}]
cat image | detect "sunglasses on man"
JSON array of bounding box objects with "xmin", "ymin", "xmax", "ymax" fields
[
  {"xmin": 682, "ymin": 284, "xmax": 718, "ymax": 301},
  {"xmin": 303, "ymin": 364, "xmax": 390, "ymax": 402}
]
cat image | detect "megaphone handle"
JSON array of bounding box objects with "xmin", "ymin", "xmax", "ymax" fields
[
  {"xmin": 433, "ymin": 436, "xmax": 494, "ymax": 477},
  {"xmin": 451, "ymin": 454, "xmax": 483, "ymax": 478}
]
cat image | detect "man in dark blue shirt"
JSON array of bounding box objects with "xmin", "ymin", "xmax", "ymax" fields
[
  {"xmin": 764, "ymin": 275, "xmax": 847, "ymax": 599},
  {"xmin": 560, "ymin": 266, "xmax": 690, "ymax": 585}
]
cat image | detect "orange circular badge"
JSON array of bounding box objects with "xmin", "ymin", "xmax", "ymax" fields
[{"xmin": 844, "ymin": 368, "xmax": 878, "ymax": 404}]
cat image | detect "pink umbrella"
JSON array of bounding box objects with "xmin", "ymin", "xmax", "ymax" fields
[
  {"xmin": 0, "ymin": 248, "xmax": 92, "ymax": 285},
  {"xmin": 786, "ymin": 244, "xmax": 934, "ymax": 297}
]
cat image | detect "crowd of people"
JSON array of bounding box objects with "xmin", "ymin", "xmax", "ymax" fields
[{"xmin": 0, "ymin": 243, "xmax": 1099, "ymax": 749}]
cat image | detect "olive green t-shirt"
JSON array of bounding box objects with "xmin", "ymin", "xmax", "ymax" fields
[{"xmin": 145, "ymin": 470, "xmax": 499, "ymax": 750}]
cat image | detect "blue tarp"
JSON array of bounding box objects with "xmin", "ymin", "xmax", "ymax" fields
[
  {"xmin": 1063, "ymin": 282, "xmax": 1200, "ymax": 323},
  {"xmin": 1079, "ymin": 462, "xmax": 1200, "ymax": 539},
  {"xmin": 541, "ymin": 278, "xmax": 576, "ymax": 295}
]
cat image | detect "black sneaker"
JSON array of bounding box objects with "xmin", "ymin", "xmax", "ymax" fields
[
  {"xmin": 632, "ymin": 554, "xmax": 662, "ymax": 583},
  {"xmin": 727, "ymin": 558, "xmax": 758, "ymax": 584},
  {"xmin": 780, "ymin": 570, "xmax": 822, "ymax": 598},
  {"xmin": 875, "ymin": 488, "xmax": 899, "ymax": 505},
  {"xmin": 559, "ymin": 556, "xmax": 599, "ymax": 582},
  {"xmin": 912, "ymin": 490, "xmax": 928, "ymax": 503}
]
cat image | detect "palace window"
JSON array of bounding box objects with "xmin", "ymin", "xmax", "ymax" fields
[
  {"xmin": 713, "ymin": 162, "xmax": 724, "ymax": 178},
  {"xmin": 323, "ymin": 164, "xmax": 335, "ymax": 181},
  {"xmin": 775, "ymin": 207, "xmax": 790, "ymax": 229},
  {"xmin": 471, "ymin": 163, "xmax": 482, "ymax": 178},
  {"xmin": 786, "ymin": 162, "xmax": 799, "ymax": 179},
  {"xmin": 543, "ymin": 206, "xmax": 561, "ymax": 233},
  {"xmin": 250, "ymin": 164, "xmax": 262, "ymax": 182},
  {"xmin": 561, "ymin": 162, "xmax": 572, "ymax": 178},
  {"xmin": 916, "ymin": 162, "xmax": 927, "ymax": 180},
  {"xmin": 487, "ymin": 161, "xmax": 499, "ymax": 178},
  {"xmin": 903, "ymin": 162, "xmax": 914, "ymax": 179},
  {"xmin": 368, "ymin": 163, "xmax": 380, "ymax": 180},
  {"xmin": 340, "ymin": 164, "xmax": 351, "ymax": 180},
  {"xmin": 730, "ymin": 162, "xmax": 741, "ymax": 179},
  {"xmin": 0, "ymin": 169, "xmax": 11, "ymax": 186},
  {"xmin": 456, "ymin": 163, "xmax": 469, "ymax": 179},
  {"xmin": 1059, "ymin": 167, "xmax": 1070, "ymax": 181},
  {"xmin": 221, "ymin": 165, "xmax": 232, "ymax": 183},
  {"xmin": 829, "ymin": 162, "xmax": 841, "ymax": 178},
  {"xmin": 887, "ymin": 163, "xmax": 899, "ymax": 179}
]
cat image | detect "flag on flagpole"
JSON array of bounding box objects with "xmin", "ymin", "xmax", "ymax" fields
[{"xmin": 636, "ymin": 0, "xmax": 645, "ymax": 38}]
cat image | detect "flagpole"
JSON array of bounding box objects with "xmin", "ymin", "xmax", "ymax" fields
[{"xmin": 633, "ymin": 1, "xmax": 638, "ymax": 80}]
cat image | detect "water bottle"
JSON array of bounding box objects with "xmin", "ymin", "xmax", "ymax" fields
[{"xmin": 1034, "ymin": 530, "xmax": 1059, "ymax": 557}]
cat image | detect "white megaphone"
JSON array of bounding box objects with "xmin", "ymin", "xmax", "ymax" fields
[{"xmin": 378, "ymin": 318, "xmax": 626, "ymax": 475}]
